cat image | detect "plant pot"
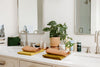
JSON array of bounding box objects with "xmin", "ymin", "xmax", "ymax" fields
[
  {"xmin": 50, "ymin": 37, "xmax": 60, "ymax": 47},
  {"xmin": 51, "ymin": 46, "xmax": 59, "ymax": 50}
]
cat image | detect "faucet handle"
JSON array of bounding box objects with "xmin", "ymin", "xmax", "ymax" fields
[
  {"xmin": 86, "ymin": 47, "xmax": 91, "ymax": 53},
  {"xmin": 95, "ymin": 31, "xmax": 97, "ymax": 42},
  {"xmin": 82, "ymin": 46, "xmax": 91, "ymax": 53}
]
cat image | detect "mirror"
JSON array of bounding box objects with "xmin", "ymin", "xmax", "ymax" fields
[
  {"xmin": 75, "ymin": 0, "xmax": 95, "ymax": 35},
  {"xmin": 18, "ymin": 0, "xmax": 43, "ymax": 34}
]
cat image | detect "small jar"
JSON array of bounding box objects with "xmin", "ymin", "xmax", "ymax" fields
[
  {"xmin": 43, "ymin": 42, "xmax": 47, "ymax": 49},
  {"xmin": 77, "ymin": 42, "xmax": 81, "ymax": 52},
  {"xmin": 40, "ymin": 41, "xmax": 44, "ymax": 49},
  {"xmin": 32, "ymin": 43, "xmax": 36, "ymax": 47}
]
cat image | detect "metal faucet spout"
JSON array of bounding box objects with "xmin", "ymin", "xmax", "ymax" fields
[{"xmin": 95, "ymin": 31, "xmax": 100, "ymax": 54}]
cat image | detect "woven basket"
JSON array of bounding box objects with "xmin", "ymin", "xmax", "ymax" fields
[{"xmin": 50, "ymin": 37, "xmax": 60, "ymax": 47}]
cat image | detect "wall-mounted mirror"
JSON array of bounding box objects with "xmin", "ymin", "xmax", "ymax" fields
[
  {"xmin": 75, "ymin": 0, "xmax": 96, "ymax": 35},
  {"xmin": 18, "ymin": 0, "xmax": 44, "ymax": 34}
]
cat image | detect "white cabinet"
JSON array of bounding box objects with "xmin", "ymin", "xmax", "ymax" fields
[
  {"xmin": 20, "ymin": 61, "xmax": 52, "ymax": 67},
  {"xmin": 0, "ymin": 56, "xmax": 18, "ymax": 67}
]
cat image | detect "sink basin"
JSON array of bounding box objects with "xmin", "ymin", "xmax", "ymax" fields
[
  {"xmin": 64, "ymin": 52, "xmax": 100, "ymax": 67},
  {"xmin": 73, "ymin": 52, "xmax": 100, "ymax": 58}
]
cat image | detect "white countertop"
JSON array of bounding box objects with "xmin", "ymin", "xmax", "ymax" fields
[{"xmin": 0, "ymin": 46, "xmax": 100, "ymax": 67}]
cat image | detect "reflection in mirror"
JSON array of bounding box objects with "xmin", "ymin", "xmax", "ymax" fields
[
  {"xmin": 18, "ymin": 0, "xmax": 43, "ymax": 34},
  {"xmin": 0, "ymin": 24, "xmax": 5, "ymax": 37},
  {"xmin": 75, "ymin": 0, "xmax": 91, "ymax": 35},
  {"xmin": 0, "ymin": 24, "xmax": 5, "ymax": 45}
]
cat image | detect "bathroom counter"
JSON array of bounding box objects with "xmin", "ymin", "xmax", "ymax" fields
[{"xmin": 0, "ymin": 46, "xmax": 100, "ymax": 67}]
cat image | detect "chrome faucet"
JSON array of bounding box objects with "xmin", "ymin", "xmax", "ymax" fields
[
  {"xmin": 25, "ymin": 31, "xmax": 28, "ymax": 46},
  {"xmin": 95, "ymin": 31, "xmax": 100, "ymax": 54}
]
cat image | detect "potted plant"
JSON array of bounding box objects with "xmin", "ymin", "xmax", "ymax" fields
[{"xmin": 43, "ymin": 21, "xmax": 68, "ymax": 47}]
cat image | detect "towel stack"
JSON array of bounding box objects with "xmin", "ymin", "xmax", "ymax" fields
[
  {"xmin": 18, "ymin": 46, "xmax": 44, "ymax": 56},
  {"xmin": 43, "ymin": 48, "xmax": 70, "ymax": 60}
]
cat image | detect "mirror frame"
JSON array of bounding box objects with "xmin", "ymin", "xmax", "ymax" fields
[{"xmin": 17, "ymin": 0, "xmax": 44, "ymax": 34}]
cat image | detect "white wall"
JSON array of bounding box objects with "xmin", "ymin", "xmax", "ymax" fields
[
  {"xmin": 0, "ymin": 0, "xmax": 99, "ymax": 53},
  {"xmin": 0, "ymin": 0, "xmax": 18, "ymax": 45},
  {"xmin": 20, "ymin": 0, "xmax": 96, "ymax": 53},
  {"xmin": 0, "ymin": 0, "xmax": 18, "ymax": 36},
  {"xmin": 42, "ymin": 0, "xmax": 96, "ymax": 53}
]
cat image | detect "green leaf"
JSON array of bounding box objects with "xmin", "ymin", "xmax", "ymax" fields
[
  {"xmin": 57, "ymin": 24, "xmax": 63, "ymax": 27},
  {"xmin": 67, "ymin": 37, "xmax": 73, "ymax": 40},
  {"xmin": 43, "ymin": 21, "xmax": 71, "ymax": 41},
  {"xmin": 47, "ymin": 21, "xmax": 57, "ymax": 26},
  {"xmin": 43, "ymin": 27, "xmax": 50, "ymax": 32},
  {"xmin": 65, "ymin": 41, "xmax": 73, "ymax": 48}
]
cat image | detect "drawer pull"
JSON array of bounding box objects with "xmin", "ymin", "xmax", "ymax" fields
[{"xmin": 0, "ymin": 61, "xmax": 5, "ymax": 65}]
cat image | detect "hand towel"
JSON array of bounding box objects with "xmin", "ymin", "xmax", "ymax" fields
[
  {"xmin": 22, "ymin": 46, "xmax": 40, "ymax": 52},
  {"xmin": 18, "ymin": 49, "xmax": 44, "ymax": 56},
  {"xmin": 46, "ymin": 48, "xmax": 70, "ymax": 57}
]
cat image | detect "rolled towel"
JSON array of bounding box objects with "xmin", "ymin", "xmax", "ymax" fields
[
  {"xmin": 22, "ymin": 46, "xmax": 40, "ymax": 52},
  {"xmin": 46, "ymin": 48, "xmax": 70, "ymax": 57}
]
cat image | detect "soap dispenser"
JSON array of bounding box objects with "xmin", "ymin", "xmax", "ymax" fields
[{"xmin": 77, "ymin": 42, "xmax": 81, "ymax": 52}]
